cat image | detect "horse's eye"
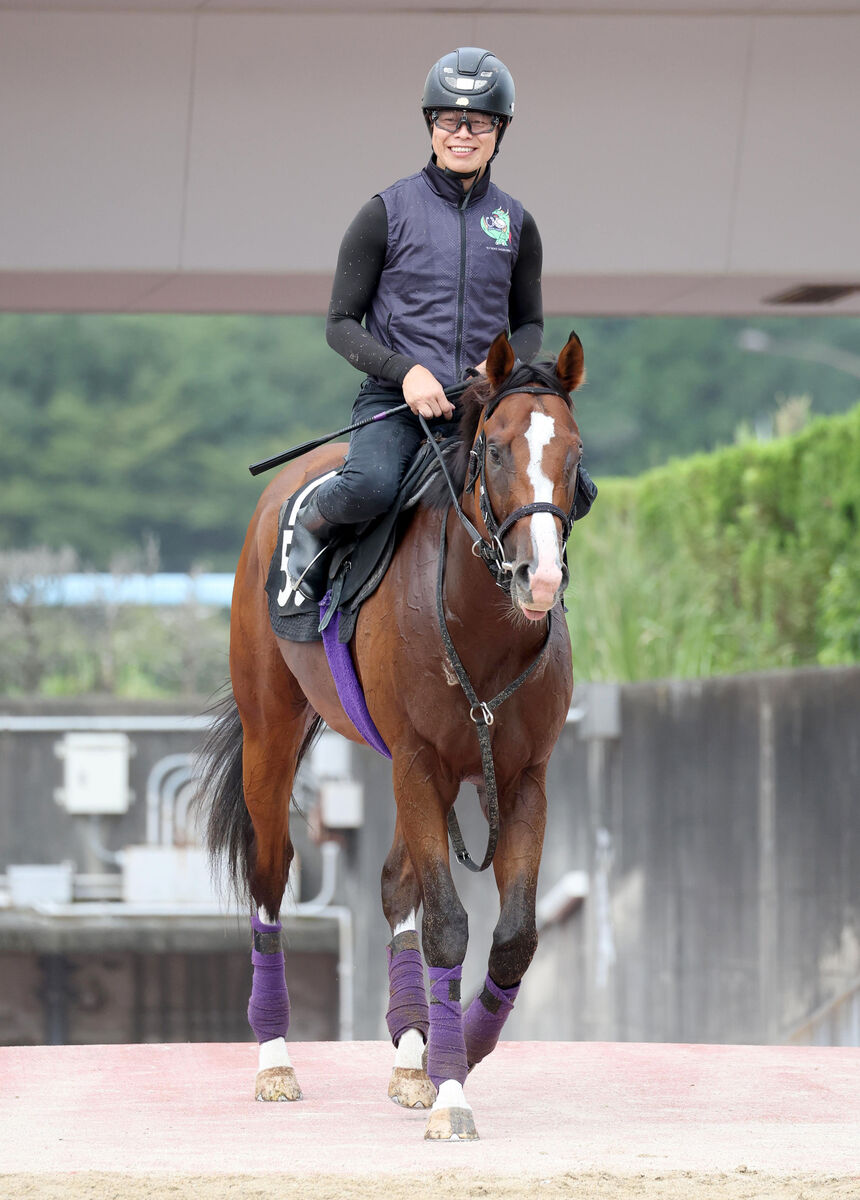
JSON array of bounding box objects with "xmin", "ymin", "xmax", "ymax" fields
[
  {"xmin": 487, "ymin": 444, "xmax": 502, "ymax": 465},
  {"xmin": 565, "ymin": 451, "xmax": 581, "ymax": 484}
]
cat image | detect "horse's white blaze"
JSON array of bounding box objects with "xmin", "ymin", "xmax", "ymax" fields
[
  {"xmin": 431, "ymin": 1079, "xmax": 472, "ymax": 1112},
  {"xmin": 258, "ymin": 1036, "xmax": 292, "ymax": 1071},
  {"xmin": 394, "ymin": 1027, "xmax": 425, "ymax": 1069},
  {"xmin": 525, "ymin": 412, "xmax": 563, "ymax": 606}
]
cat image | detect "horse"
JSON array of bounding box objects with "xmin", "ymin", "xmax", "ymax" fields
[{"xmin": 199, "ymin": 329, "xmax": 586, "ymax": 1141}]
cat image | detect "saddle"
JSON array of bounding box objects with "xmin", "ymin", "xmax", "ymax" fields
[{"xmin": 265, "ymin": 436, "xmax": 454, "ymax": 646}]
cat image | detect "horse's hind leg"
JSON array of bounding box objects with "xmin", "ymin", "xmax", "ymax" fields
[
  {"xmin": 381, "ymin": 819, "xmax": 434, "ymax": 1109},
  {"xmin": 234, "ymin": 642, "xmax": 318, "ymax": 1103},
  {"xmin": 463, "ymin": 766, "xmax": 547, "ymax": 1072}
]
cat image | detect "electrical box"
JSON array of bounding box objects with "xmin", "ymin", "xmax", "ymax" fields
[
  {"xmin": 54, "ymin": 732, "xmax": 133, "ymax": 814},
  {"xmin": 121, "ymin": 845, "xmax": 299, "ymax": 907},
  {"xmin": 122, "ymin": 845, "xmax": 218, "ymax": 905},
  {"xmin": 7, "ymin": 862, "xmax": 74, "ymax": 907},
  {"xmin": 319, "ymin": 779, "xmax": 364, "ymax": 829}
]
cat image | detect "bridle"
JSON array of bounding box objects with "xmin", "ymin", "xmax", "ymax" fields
[
  {"xmin": 428, "ymin": 362, "xmax": 578, "ymax": 591},
  {"xmin": 418, "ymin": 362, "xmax": 577, "ymax": 873},
  {"xmin": 467, "ymin": 388, "xmax": 577, "ymax": 589}
]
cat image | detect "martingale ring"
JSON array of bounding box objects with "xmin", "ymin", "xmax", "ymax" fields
[
  {"xmin": 470, "ymin": 702, "xmax": 494, "ymax": 725},
  {"xmin": 492, "ymin": 537, "xmax": 514, "ymax": 575}
]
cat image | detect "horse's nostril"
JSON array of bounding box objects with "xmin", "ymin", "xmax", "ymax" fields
[{"xmin": 514, "ymin": 563, "xmax": 531, "ymax": 590}]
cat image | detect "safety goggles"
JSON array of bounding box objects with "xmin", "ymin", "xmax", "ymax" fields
[{"xmin": 430, "ymin": 109, "xmax": 500, "ymax": 136}]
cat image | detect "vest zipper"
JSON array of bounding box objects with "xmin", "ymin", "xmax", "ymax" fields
[{"xmin": 454, "ymin": 192, "xmax": 469, "ymax": 379}]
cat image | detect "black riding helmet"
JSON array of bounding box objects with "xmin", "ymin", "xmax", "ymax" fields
[{"xmin": 422, "ymin": 47, "xmax": 515, "ymax": 160}]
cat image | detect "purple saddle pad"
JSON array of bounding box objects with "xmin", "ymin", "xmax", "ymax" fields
[{"xmin": 318, "ymin": 592, "xmax": 391, "ymax": 760}]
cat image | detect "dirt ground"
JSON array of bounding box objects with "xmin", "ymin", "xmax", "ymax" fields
[{"xmin": 4, "ymin": 1171, "xmax": 857, "ymax": 1200}]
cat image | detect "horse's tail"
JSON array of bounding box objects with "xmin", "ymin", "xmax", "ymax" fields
[{"xmin": 196, "ymin": 686, "xmax": 324, "ymax": 904}]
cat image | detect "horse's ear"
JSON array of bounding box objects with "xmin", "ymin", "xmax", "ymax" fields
[
  {"xmin": 557, "ymin": 330, "xmax": 586, "ymax": 394},
  {"xmin": 485, "ymin": 331, "xmax": 516, "ymax": 390}
]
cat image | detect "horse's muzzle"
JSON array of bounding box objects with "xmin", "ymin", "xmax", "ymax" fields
[{"xmin": 511, "ymin": 555, "xmax": 569, "ymax": 619}]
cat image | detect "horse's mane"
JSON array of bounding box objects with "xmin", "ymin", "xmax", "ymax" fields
[{"xmin": 420, "ymin": 357, "xmax": 569, "ymax": 510}]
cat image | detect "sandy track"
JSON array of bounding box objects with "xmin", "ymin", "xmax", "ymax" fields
[{"xmin": 4, "ymin": 1170, "xmax": 858, "ymax": 1200}]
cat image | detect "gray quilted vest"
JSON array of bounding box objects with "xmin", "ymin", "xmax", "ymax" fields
[{"xmin": 366, "ymin": 163, "xmax": 524, "ymax": 388}]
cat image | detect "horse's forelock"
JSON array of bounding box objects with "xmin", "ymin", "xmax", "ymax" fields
[{"xmin": 418, "ymin": 361, "xmax": 570, "ymax": 511}]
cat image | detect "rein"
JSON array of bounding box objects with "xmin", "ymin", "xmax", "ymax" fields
[
  {"xmin": 435, "ymin": 514, "xmax": 553, "ymax": 872},
  {"xmin": 416, "ymin": 366, "xmax": 572, "ymax": 872}
]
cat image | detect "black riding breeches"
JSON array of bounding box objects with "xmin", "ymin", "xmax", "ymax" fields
[{"xmin": 314, "ymin": 385, "xmax": 453, "ymax": 526}]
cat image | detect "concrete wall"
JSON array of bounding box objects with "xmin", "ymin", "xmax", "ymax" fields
[
  {"xmin": 2, "ymin": 2, "xmax": 860, "ymax": 315},
  {"xmin": 2, "ymin": 667, "xmax": 858, "ymax": 1046},
  {"xmin": 345, "ymin": 667, "xmax": 860, "ymax": 1046}
]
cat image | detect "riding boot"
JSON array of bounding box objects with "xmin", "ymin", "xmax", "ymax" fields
[{"xmin": 287, "ymin": 492, "xmax": 341, "ymax": 602}]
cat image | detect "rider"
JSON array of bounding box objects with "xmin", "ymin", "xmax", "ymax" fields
[{"xmin": 288, "ymin": 47, "xmax": 548, "ymax": 600}]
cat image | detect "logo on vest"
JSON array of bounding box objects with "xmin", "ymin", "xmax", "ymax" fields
[{"xmin": 480, "ymin": 207, "xmax": 511, "ymax": 248}]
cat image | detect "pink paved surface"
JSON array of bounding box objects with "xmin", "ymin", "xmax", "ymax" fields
[{"xmin": 0, "ymin": 1041, "xmax": 858, "ymax": 1179}]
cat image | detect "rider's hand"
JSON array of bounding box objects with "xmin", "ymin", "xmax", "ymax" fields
[
  {"xmin": 403, "ymin": 365, "xmax": 455, "ymax": 420},
  {"xmin": 474, "ymin": 359, "xmax": 488, "ymax": 376}
]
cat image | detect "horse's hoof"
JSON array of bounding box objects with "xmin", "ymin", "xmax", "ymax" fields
[
  {"xmin": 255, "ymin": 1066, "xmax": 302, "ymax": 1102},
  {"xmin": 388, "ymin": 1067, "xmax": 436, "ymax": 1109},
  {"xmin": 424, "ymin": 1106, "xmax": 479, "ymax": 1141}
]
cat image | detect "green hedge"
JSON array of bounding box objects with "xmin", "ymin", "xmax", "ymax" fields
[{"xmin": 565, "ymin": 404, "xmax": 860, "ymax": 682}]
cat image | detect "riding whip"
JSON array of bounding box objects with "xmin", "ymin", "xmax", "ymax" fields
[{"xmin": 248, "ymin": 377, "xmax": 477, "ymax": 477}]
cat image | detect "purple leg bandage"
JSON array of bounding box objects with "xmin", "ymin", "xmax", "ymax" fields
[
  {"xmin": 247, "ymin": 912, "xmax": 291, "ymax": 1044},
  {"xmin": 427, "ymin": 965, "xmax": 467, "ymax": 1088},
  {"xmin": 463, "ymin": 973, "xmax": 520, "ymax": 1068},
  {"xmin": 386, "ymin": 931, "xmax": 429, "ymax": 1046}
]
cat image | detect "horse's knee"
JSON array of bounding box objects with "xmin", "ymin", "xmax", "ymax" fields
[
  {"xmin": 421, "ymin": 870, "xmax": 468, "ymax": 967},
  {"xmin": 381, "ymin": 841, "xmax": 420, "ymax": 928}
]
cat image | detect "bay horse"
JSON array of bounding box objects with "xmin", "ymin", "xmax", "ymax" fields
[{"xmin": 200, "ymin": 330, "xmax": 586, "ymax": 1140}]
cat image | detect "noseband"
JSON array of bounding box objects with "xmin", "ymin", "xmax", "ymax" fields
[
  {"xmin": 453, "ymin": 372, "xmax": 577, "ymax": 589},
  {"xmin": 465, "ymin": 384, "xmax": 576, "ymax": 587}
]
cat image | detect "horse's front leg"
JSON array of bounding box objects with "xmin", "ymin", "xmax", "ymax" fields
[
  {"xmin": 381, "ymin": 818, "xmax": 435, "ymax": 1109},
  {"xmin": 393, "ymin": 753, "xmax": 477, "ymax": 1141},
  {"xmin": 463, "ymin": 764, "xmax": 547, "ymax": 1071}
]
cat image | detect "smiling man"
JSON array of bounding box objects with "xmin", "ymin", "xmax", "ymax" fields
[{"xmin": 287, "ymin": 47, "xmax": 546, "ymax": 600}]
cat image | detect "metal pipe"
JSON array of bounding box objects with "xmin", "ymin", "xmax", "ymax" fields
[
  {"xmin": 293, "ymin": 840, "xmax": 339, "ymax": 914},
  {"xmin": 0, "ymin": 715, "xmax": 212, "ymax": 733},
  {"xmin": 160, "ymin": 763, "xmax": 195, "ymax": 848},
  {"xmin": 83, "ymin": 815, "xmax": 123, "ymax": 867},
  {"xmin": 146, "ymin": 753, "xmax": 193, "ymax": 845}
]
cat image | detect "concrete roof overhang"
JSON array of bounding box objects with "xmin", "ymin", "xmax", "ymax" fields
[{"xmin": 1, "ymin": 1, "xmax": 859, "ymax": 315}]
